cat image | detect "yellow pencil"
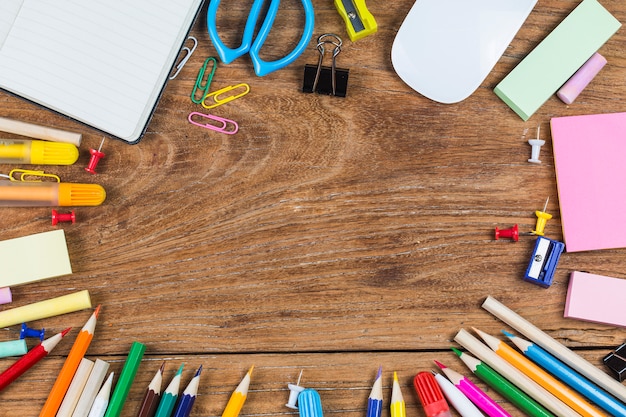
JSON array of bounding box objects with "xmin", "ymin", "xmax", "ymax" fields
[
  {"xmin": 390, "ymin": 372, "xmax": 406, "ymax": 417},
  {"xmin": 222, "ymin": 366, "xmax": 254, "ymax": 417},
  {"xmin": 474, "ymin": 328, "xmax": 607, "ymax": 417}
]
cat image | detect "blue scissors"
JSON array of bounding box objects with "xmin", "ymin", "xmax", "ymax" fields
[{"xmin": 207, "ymin": 0, "xmax": 315, "ymax": 77}]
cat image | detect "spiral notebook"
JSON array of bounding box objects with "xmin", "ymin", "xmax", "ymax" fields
[{"xmin": 0, "ymin": 0, "xmax": 204, "ymax": 144}]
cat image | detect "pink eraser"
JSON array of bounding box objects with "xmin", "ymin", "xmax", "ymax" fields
[
  {"xmin": 0, "ymin": 287, "xmax": 12, "ymax": 305},
  {"xmin": 565, "ymin": 271, "xmax": 626, "ymax": 327},
  {"xmin": 557, "ymin": 52, "xmax": 607, "ymax": 105}
]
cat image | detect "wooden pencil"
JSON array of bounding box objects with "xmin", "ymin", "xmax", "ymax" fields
[
  {"xmin": 72, "ymin": 359, "xmax": 111, "ymax": 417},
  {"xmin": 136, "ymin": 362, "xmax": 166, "ymax": 417},
  {"xmin": 0, "ymin": 116, "xmax": 82, "ymax": 146},
  {"xmin": 172, "ymin": 365, "xmax": 202, "ymax": 417},
  {"xmin": 87, "ymin": 372, "xmax": 114, "ymax": 417},
  {"xmin": 222, "ymin": 365, "xmax": 253, "ymax": 417},
  {"xmin": 56, "ymin": 357, "xmax": 95, "ymax": 417}
]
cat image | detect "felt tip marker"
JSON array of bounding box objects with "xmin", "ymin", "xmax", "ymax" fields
[
  {"xmin": 0, "ymin": 181, "xmax": 106, "ymax": 206},
  {"xmin": 0, "ymin": 139, "xmax": 79, "ymax": 165}
]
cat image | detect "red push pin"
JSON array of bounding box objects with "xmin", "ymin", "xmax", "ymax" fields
[
  {"xmin": 51, "ymin": 209, "xmax": 76, "ymax": 225},
  {"xmin": 495, "ymin": 224, "xmax": 519, "ymax": 241},
  {"xmin": 85, "ymin": 138, "xmax": 105, "ymax": 174}
]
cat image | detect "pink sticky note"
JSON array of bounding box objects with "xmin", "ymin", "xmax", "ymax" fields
[
  {"xmin": 551, "ymin": 112, "xmax": 626, "ymax": 252},
  {"xmin": 0, "ymin": 287, "xmax": 11, "ymax": 305},
  {"xmin": 565, "ymin": 271, "xmax": 626, "ymax": 327}
]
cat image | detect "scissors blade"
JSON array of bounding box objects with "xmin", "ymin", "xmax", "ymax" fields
[{"xmin": 339, "ymin": 0, "xmax": 365, "ymax": 32}]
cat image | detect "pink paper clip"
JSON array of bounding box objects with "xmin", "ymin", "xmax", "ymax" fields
[{"xmin": 188, "ymin": 112, "xmax": 239, "ymax": 135}]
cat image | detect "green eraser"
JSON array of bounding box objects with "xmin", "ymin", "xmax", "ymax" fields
[{"xmin": 495, "ymin": 0, "xmax": 621, "ymax": 120}]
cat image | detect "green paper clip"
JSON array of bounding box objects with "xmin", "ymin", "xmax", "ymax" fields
[{"xmin": 191, "ymin": 57, "xmax": 217, "ymax": 104}]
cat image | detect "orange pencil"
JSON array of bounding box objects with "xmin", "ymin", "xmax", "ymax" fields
[{"xmin": 39, "ymin": 306, "xmax": 101, "ymax": 417}]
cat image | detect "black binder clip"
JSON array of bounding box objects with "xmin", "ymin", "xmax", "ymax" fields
[
  {"xmin": 303, "ymin": 34, "xmax": 349, "ymax": 97},
  {"xmin": 604, "ymin": 342, "xmax": 626, "ymax": 381}
]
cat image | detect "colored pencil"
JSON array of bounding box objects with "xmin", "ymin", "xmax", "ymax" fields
[
  {"xmin": 0, "ymin": 328, "xmax": 70, "ymax": 391},
  {"xmin": 104, "ymin": 341, "xmax": 146, "ymax": 417},
  {"xmin": 173, "ymin": 365, "xmax": 203, "ymax": 417},
  {"xmin": 506, "ymin": 332, "xmax": 626, "ymax": 417},
  {"xmin": 136, "ymin": 362, "xmax": 166, "ymax": 417},
  {"xmin": 435, "ymin": 360, "xmax": 512, "ymax": 417},
  {"xmin": 40, "ymin": 307, "xmax": 100, "ymax": 417},
  {"xmin": 87, "ymin": 372, "xmax": 114, "ymax": 417},
  {"xmin": 482, "ymin": 295, "xmax": 626, "ymax": 403},
  {"xmin": 455, "ymin": 328, "xmax": 577, "ymax": 417},
  {"xmin": 57, "ymin": 357, "xmax": 95, "ymax": 417},
  {"xmin": 72, "ymin": 359, "xmax": 111, "ymax": 417},
  {"xmin": 453, "ymin": 348, "xmax": 555, "ymax": 417},
  {"xmin": 222, "ymin": 365, "xmax": 254, "ymax": 417},
  {"xmin": 475, "ymin": 328, "xmax": 605, "ymax": 417},
  {"xmin": 433, "ymin": 371, "xmax": 483, "ymax": 417},
  {"xmin": 154, "ymin": 364, "xmax": 185, "ymax": 417},
  {"xmin": 390, "ymin": 372, "xmax": 406, "ymax": 417},
  {"xmin": 367, "ymin": 366, "xmax": 383, "ymax": 417}
]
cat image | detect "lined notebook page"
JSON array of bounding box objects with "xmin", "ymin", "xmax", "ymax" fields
[{"xmin": 0, "ymin": 0, "xmax": 202, "ymax": 142}]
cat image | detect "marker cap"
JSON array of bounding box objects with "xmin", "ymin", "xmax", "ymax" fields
[
  {"xmin": 57, "ymin": 183, "xmax": 106, "ymax": 206},
  {"xmin": 30, "ymin": 140, "xmax": 79, "ymax": 165}
]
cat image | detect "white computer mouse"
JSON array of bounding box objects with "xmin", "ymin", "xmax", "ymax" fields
[{"xmin": 391, "ymin": 0, "xmax": 537, "ymax": 103}]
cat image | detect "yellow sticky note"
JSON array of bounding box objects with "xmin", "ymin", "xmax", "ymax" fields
[{"xmin": 0, "ymin": 229, "xmax": 72, "ymax": 287}]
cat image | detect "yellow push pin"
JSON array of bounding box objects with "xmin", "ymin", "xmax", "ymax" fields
[{"xmin": 533, "ymin": 197, "xmax": 552, "ymax": 236}]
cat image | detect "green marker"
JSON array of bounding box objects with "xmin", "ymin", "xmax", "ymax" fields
[
  {"xmin": 155, "ymin": 363, "xmax": 185, "ymax": 417},
  {"xmin": 452, "ymin": 348, "xmax": 555, "ymax": 417},
  {"xmin": 104, "ymin": 341, "xmax": 146, "ymax": 417}
]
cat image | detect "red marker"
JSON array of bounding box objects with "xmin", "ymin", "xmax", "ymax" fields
[{"xmin": 0, "ymin": 328, "xmax": 71, "ymax": 391}]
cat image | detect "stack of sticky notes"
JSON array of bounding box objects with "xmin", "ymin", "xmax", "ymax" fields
[{"xmin": 565, "ymin": 271, "xmax": 626, "ymax": 328}]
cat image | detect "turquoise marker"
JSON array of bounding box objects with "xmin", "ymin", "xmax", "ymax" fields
[{"xmin": 155, "ymin": 364, "xmax": 185, "ymax": 417}]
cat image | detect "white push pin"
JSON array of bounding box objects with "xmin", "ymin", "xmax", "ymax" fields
[
  {"xmin": 286, "ymin": 370, "xmax": 305, "ymax": 409},
  {"xmin": 528, "ymin": 125, "xmax": 545, "ymax": 164}
]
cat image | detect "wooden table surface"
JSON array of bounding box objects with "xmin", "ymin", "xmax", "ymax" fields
[{"xmin": 2, "ymin": 1, "xmax": 626, "ymax": 416}]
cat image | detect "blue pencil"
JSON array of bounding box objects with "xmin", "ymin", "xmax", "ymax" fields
[
  {"xmin": 366, "ymin": 366, "xmax": 383, "ymax": 417},
  {"xmin": 505, "ymin": 331, "xmax": 626, "ymax": 417},
  {"xmin": 172, "ymin": 365, "xmax": 202, "ymax": 417}
]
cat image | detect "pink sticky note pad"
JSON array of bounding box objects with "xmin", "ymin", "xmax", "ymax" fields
[
  {"xmin": 551, "ymin": 112, "xmax": 626, "ymax": 252},
  {"xmin": 565, "ymin": 271, "xmax": 626, "ymax": 327}
]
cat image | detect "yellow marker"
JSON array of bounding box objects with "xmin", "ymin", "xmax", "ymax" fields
[
  {"xmin": 390, "ymin": 372, "xmax": 406, "ymax": 417},
  {"xmin": 533, "ymin": 197, "xmax": 552, "ymax": 236},
  {"xmin": 222, "ymin": 366, "xmax": 254, "ymax": 417},
  {"xmin": 334, "ymin": 0, "xmax": 377, "ymax": 42},
  {"xmin": 0, "ymin": 138, "xmax": 78, "ymax": 165}
]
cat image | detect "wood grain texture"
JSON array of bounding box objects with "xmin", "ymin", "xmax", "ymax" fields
[{"xmin": 1, "ymin": 1, "xmax": 626, "ymax": 416}]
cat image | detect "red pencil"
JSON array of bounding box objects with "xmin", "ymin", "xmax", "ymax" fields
[{"xmin": 0, "ymin": 328, "xmax": 71, "ymax": 391}]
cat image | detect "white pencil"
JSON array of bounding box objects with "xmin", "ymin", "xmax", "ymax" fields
[
  {"xmin": 87, "ymin": 372, "xmax": 114, "ymax": 417},
  {"xmin": 72, "ymin": 359, "xmax": 110, "ymax": 417},
  {"xmin": 433, "ymin": 372, "xmax": 484, "ymax": 417}
]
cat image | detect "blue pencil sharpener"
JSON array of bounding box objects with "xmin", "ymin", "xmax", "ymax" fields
[{"xmin": 524, "ymin": 236, "xmax": 565, "ymax": 288}]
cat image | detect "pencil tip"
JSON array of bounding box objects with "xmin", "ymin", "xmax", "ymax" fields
[
  {"xmin": 176, "ymin": 364, "xmax": 185, "ymax": 374},
  {"xmin": 196, "ymin": 365, "xmax": 203, "ymax": 376},
  {"xmin": 248, "ymin": 365, "xmax": 254, "ymax": 375},
  {"xmin": 94, "ymin": 304, "xmax": 102, "ymax": 318},
  {"xmin": 433, "ymin": 360, "xmax": 446, "ymax": 369},
  {"xmin": 501, "ymin": 330, "xmax": 514, "ymax": 338},
  {"xmin": 159, "ymin": 361, "xmax": 166, "ymax": 373},
  {"xmin": 393, "ymin": 371, "xmax": 398, "ymax": 382},
  {"xmin": 61, "ymin": 327, "xmax": 72, "ymax": 336},
  {"xmin": 377, "ymin": 365, "xmax": 382, "ymax": 378},
  {"xmin": 451, "ymin": 347, "xmax": 462, "ymax": 357}
]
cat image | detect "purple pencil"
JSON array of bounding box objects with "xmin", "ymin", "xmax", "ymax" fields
[{"xmin": 435, "ymin": 360, "xmax": 512, "ymax": 417}]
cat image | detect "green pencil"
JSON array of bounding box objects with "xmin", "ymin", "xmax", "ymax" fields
[
  {"xmin": 104, "ymin": 341, "xmax": 146, "ymax": 417},
  {"xmin": 452, "ymin": 348, "xmax": 555, "ymax": 417},
  {"xmin": 154, "ymin": 363, "xmax": 185, "ymax": 417}
]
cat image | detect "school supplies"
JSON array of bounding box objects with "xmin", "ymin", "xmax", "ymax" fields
[
  {"xmin": 201, "ymin": 84, "xmax": 251, "ymax": 110},
  {"xmin": 136, "ymin": 362, "xmax": 165, "ymax": 417},
  {"xmin": 435, "ymin": 361, "xmax": 512, "ymax": 417},
  {"xmin": 604, "ymin": 343, "xmax": 626, "ymax": 382},
  {"xmin": 527, "ymin": 126, "xmax": 545, "ymax": 164},
  {"xmin": 52, "ymin": 210, "xmax": 77, "ymax": 225},
  {"xmin": 482, "ymin": 296, "xmax": 626, "ymax": 403},
  {"xmin": 432, "ymin": 373, "xmax": 483, "ymax": 417},
  {"xmin": 303, "ymin": 34, "xmax": 349, "ymax": 97},
  {"xmin": 40, "ymin": 307, "xmax": 101, "ymax": 417},
  {"xmin": 494, "ymin": 0, "xmax": 621, "ymax": 120},
  {"xmin": 169, "ymin": 36, "xmax": 198, "ymax": 80},
  {"xmin": 85, "ymin": 139, "xmax": 106, "ymax": 175},
  {"xmin": 20, "ymin": 323, "xmax": 45, "ymax": 341},
  {"xmin": 0, "ymin": 179, "xmax": 106, "ymax": 207},
  {"xmin": 392, "ymin": 0, "xmax": 536, "ymax": 104},
  {"xmin": 506, "ymin": 333, "xmax": 626, "ymax": 417},
  {"xmin": 0, "ymin": 139, "xmax": 78, "ymax": 165},
  {"xmin": 367, "ymin": 367, "xmax": 383, "ymax": 417},
  {"xmin": 298, "ymin": 389, "xmax": 324, "ymax": 417},
  {"xmin": 57, "ymin": 358, "xmax": 95, "ymax": 417},
  {"xmin": 551, "ymin": 111, "xmax": 626, "ymax": 252},
  {"xmin": 0, "ymin": 290, "xmax": 91, "ymax": 328},
  {"xmin": 88, "ymin": 372, "xmax": 114, "ymax": 417},
  {"xmin": 154, "ymin": 364, "xmax": 185, "ymax": 417},
  {"xmin": 390, "ymin": 372, "xmax": 406, "ymax": 417},
  {"xmin": 191, "ymin": 57, "xmax": 218, "ymax": 104},
  {"xmin": 172, "ymin": 365, "xmax": 202, "ymax": 417},
  {"xmin": 72, "ymin": 359, "xmax": 111, "ymax": 417},
  {"xmin": 223, "ymin": 366, "xmax": 254, "ymax": 417},
  {"xmin": 286, "ymin": 371, "xmax": 306, "ymax": 409},
  {"xmin": 564, "ymin": 271, "xmax": 626, "ymax": 327},
  {"xmin": 0, "ymin": 117, "xmax": 82, "ymax": 146},
  {"xmin": 0, "ymin": 1, "xmax": 204, "ymax": 143},
  {"xmin": 0, "ymin": 287, "xmax": 11, "ymax": 305},
  {"xmin": 104, "ymin": 341, "xmax": 147, "ymax": 417},
  {"xmin": 523, "ymin": 236, "xmax": 564, "ymax": 288},
  {"xmin": 0, "ymin": 328, "xmax": 71, "ymax": 392},
  {"xmin": 476, "ymin": 329, "xmax": 605, "ymax": 417},
  {"xmin": 188, "ymin": 112, "xmax": 239, "ymax": 135},
  {"xmin": 413, "ymin": 372, "xmax": 452, "ymax": 417},
  {"xmin": 0, "ymin": 339, "xmax": 27, "ymax": 358},
  {"xmin": 557, "ymin": 52, "xmax": 607, "ymax": 105},
  {"xmin": 334, "ymin": 0, "xmax": 377, "ymax": 42},
  {"xmin": 206, "ymin": 0, "xmax": 315, "ymax": 76},
  {"xmin": 532, "ymin": 198, "xmax": 551, "ymax": 236},
  {"xmin": 1, "ymin": 229, "xmax": 72, "ymax": 288}
]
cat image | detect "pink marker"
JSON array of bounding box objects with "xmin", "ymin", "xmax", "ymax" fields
[
  {"xmin": 434, "ymin": 361, "xmax": 512, "ymax": 417},
  {"xmin": 557, "ymin": 52, "xmax": 607, "ymax": 105}
]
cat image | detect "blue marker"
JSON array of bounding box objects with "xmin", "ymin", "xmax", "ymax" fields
[{"xmin": 298, "ymin": 388, "xmax": 324, "ymax": 417}]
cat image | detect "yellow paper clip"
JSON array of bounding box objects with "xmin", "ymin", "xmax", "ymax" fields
[
  {"xmin": 191, "ymin": 57, "xmax": 218, "ymax": 104},
  {"xmin": 170, "ymin": 36, "xmax": 198, "ymax": 79},
  {"xmin": 9, "ymin": 169, "xmax": 60, "ymax": 182},
  {"xmin": 201, "ymin": 83, "xmax": 250, "ymax": 109},
  {"xmin": 334, "ymin": 0, "xmax": 377, "ymax": 42}
]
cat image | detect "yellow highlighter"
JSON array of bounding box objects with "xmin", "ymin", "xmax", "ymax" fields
[
  {"xmin": 0, "ymin": 138, "xmax": 79, "ymax": 165},
  {"xmin": 222, "ymin": 366, "xmax": 254, "ymax": 417},
  {"xmin": 334, "ymin": 0, "xmax": 377, "ymax": 42}
]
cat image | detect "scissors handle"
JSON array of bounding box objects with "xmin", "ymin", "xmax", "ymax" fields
[{"xmin": 207, "ymin": 0, "xmax": 315, "ymax": 77}]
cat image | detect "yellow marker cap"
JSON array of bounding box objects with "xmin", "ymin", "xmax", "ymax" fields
[
  {"xmin": 57, "ymin": 183, "xmax": 106, "ymax": 206},
  {"xmin": 30, "ymin": 140, "xmax": 79, "ymax": 165}
]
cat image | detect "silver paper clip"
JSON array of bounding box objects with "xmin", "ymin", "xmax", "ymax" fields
[
  {"xmin": 188, "ymin": 112, "xmax": 239, "ymax": 135},
  {"xmin": 169, "ymin": 36, "xmax": 198, "ymax": 79}
]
